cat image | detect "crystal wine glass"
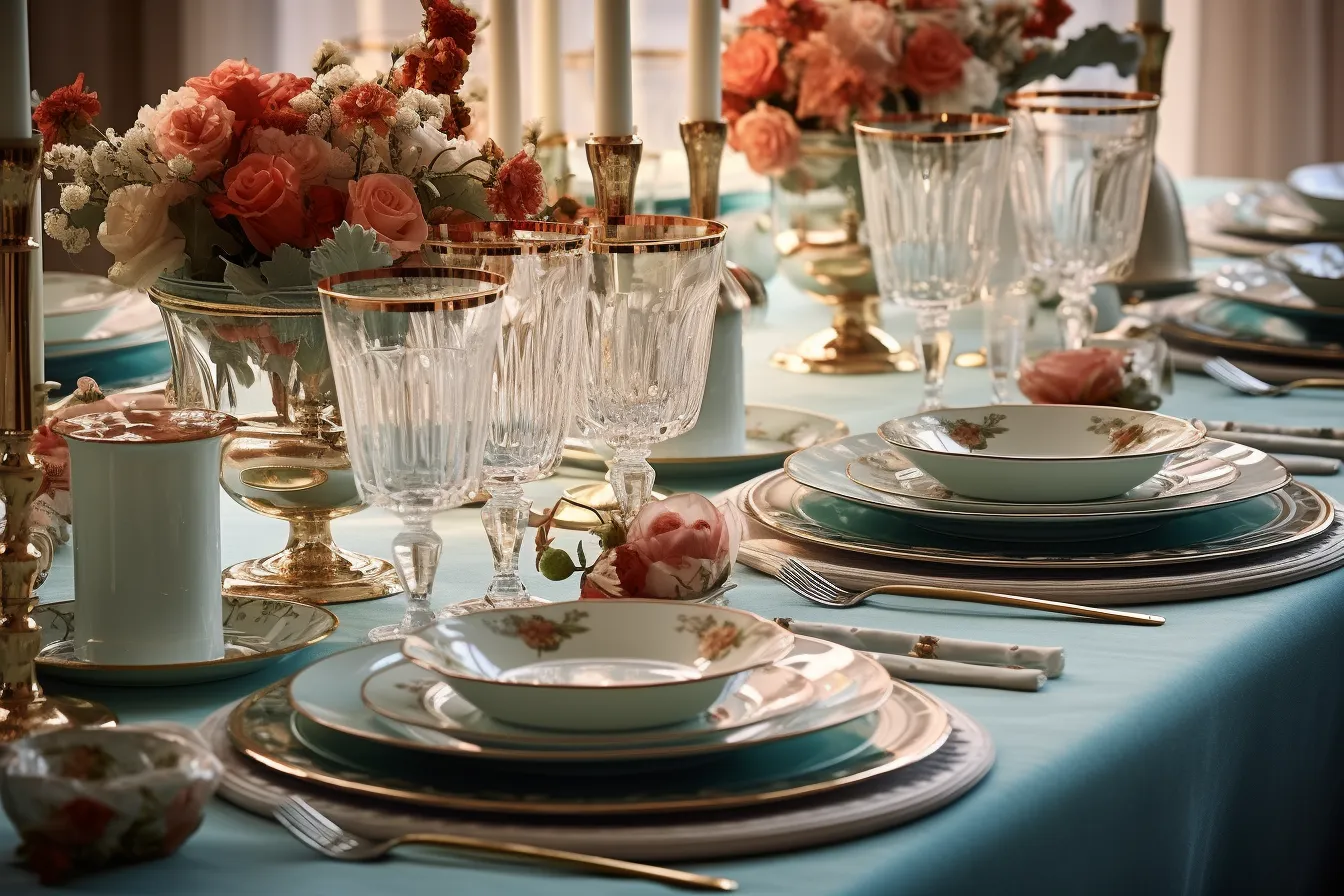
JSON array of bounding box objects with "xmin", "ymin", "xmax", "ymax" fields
[
  {"xmin": 580, "ymin": 215, "xmax": 726, "ymax": 521},
  {"xmin": 1005, "ymin": 90, "xmax": 1160, "ymax": 350},
  {"xmin": 317, "ymin": 267, "xmax": 504, "ymax": 642},
  {"xmin": 422, "ymin": 221, "xmax": 589, "ymax": 613},
  {"xmin": 854, "ymin": 114, "xmax": 1011, "ymax": 411}
]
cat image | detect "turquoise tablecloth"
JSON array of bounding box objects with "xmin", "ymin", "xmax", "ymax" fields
[{"xmin": 5, "ymin": 178, "xmax": 1344, "ymax": 895}]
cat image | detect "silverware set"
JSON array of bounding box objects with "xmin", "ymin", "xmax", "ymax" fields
[{"xmin": 1202, "ymin": 356, "xmax": 1344, "ymax": 397}]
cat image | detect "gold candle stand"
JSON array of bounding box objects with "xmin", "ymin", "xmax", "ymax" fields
[
  {"xmin": 1, "ymin": 136, "xmax": 116, "ymax": 742},
  {"xmin": 584, "ymin": 134, "xmax": 643, "ymax": 219},
  {"xmin": 1132, "ymin": 21, "xmax": 1171, "ymax": 95}
]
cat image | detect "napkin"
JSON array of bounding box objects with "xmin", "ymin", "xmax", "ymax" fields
[{"xmin": 870, "ymin": 654, "xmax": 1047, "ymax": 693}]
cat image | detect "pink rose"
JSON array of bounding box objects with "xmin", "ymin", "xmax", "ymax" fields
[
  {"xmin": 346, "ymin": 173, "xmax": 428, "ymax": 254},
  {"xmin": 153, "ymin": 95, "xmax": 235, "ymax": 180},
  {"xmin": 721, "ymin": 30, "xmax": 788, "ymax": 101},
  {"xmin": 249, "ymin": 127, "xmax": 331, "ymax": 186},
  {"xmin": 730, "ymin": 102, "xmax": 801, "ymax": 177},
  {"xmin": 824, "ymin": 1, "xmax": 903, "ymax": 85},
  {"xmin": 789, "ymin": 34, "xmax": 882, "ymax": 129},
  {"xmin": 1018, "ymin": 347, "xmax": 1127, "ymax": 405},
  {"xmin": 205, "ymin": 153, "xmax": 308, "ymax": 253},
  {"xmin": 186, "ymin": 59, "xmax": 265, "ymax": 128},
  {"xmin": 581, "ymin": 494, "xmax": 741, "ymax": 601},
  {"xmin": 897, "ymin": 22, "xmax": 973, "ymax": 96}
]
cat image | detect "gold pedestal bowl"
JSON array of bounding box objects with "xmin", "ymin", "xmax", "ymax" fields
[{"xmin": 152, "ymin": 278, "xmax": 400, "ymax": 605}]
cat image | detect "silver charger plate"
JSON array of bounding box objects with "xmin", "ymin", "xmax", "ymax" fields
[
  {"xmin": 746, "ymin": 470, "xmax": 1332, "ymax": 569},
  {"xmin": 786, "ymin": 433, "xmax": 1289, "ymax": 527}
]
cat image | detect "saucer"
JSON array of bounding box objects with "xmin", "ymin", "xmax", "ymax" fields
[
  {"xmin": 1203, "ymin": 262, "xmax": 1344, "ymax": 324},
  {"xmin": 563, "ymin": 404, "xmax": 849, "ymax": 480},
  {"xmin": 287, "ymin": 636, "xmax": 892, "ymax": 763},
  {"xmin": 41, "ymin": 272, "xmax": 133, "ymax": 343},
  {"xmin": 35, "ymin": 596, "xmax": 338, "ymax": 686}
]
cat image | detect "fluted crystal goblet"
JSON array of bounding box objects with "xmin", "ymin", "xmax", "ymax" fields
[
  {"xmin": 855, "ymin": 114, "xmax": 1011, "ymax": 411},
  {"xmin": 580, "ymin": 215, "xmax": 726, "ymax": 522},
  {"xmin": 1005, "ymin": 90, "xmax": 1160, "ymax": 350},
  {"xmin": 317, "ymin": 268, "xmax": 504, "ymax": 642},
  {"xmin": 423, "ymin": 221, "xmax": 588, "ymax": 614}
]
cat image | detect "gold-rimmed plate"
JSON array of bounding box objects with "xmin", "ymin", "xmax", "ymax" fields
[
  {"xmin": 35, "ymin": 595, "xmax": 338, "ymax": 686},
  {"xmin": 228, "ymin": 676, "xmax": 948, "ymax": 816}
]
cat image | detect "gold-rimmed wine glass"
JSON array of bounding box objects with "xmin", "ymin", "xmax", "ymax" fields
[
  {"xmin": 1005, "ymin": 90, "xmax": 1161, "ymax": 350},
  {"xmin": 854, "ymin": 114, "xmax": 1012, "ymax": 411}
]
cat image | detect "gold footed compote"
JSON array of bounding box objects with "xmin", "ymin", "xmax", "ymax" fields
[{"xmin": 152, "ymin": 278, "xmax": 400, "ymax": 605}]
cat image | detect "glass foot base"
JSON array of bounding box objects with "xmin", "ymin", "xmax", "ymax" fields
[
  {"xmin": 223, "ymin": 548, "xmax": 402, "ymax": 605},
  {"xmin": 771, "ymin": 326, "xmax": 917, "ymax": 375},
  {"xmin": 366, "ymin": 622, "xmax": 411, "ymax": 643},
  {"xmin": 0, "ymin": 695, "xmax": 118, "ymax": 745},
  {"xmin": 438, "ymin": 595, "xmax": 550, "ymax": 617}
]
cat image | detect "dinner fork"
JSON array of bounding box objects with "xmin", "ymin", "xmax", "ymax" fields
[
  {"xmin": 775, "ymin": 559, "xmax": 1164, "ymax": 626},
  {"xmin": 1202, "ymin": 356, "xmax": 1344, "ymax": 397},
  {"xmin": 272, "ymin": 796, "xmax": 736, "ymax": 891}
]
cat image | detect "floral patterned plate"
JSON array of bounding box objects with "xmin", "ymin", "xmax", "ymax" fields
[
  {"xmin": 876, "ymin": 405, "xmax": 1207, "ymax": 503},
  {"xmin": 34, "ymin": 596, "xmax": 338, "ymax": 687},
  {"xmin": 230, "ymin": 676, "xmax": 946, "ymax": 815},
  {"xmin": 401, "ymin": 600, "xmax": 794, "ymax": 732}
]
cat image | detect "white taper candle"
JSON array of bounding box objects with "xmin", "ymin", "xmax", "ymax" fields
[
  {"xmin": 1, "ymin": 0, "xmax": 32, "ymax": 139},
  {"xmin": 488, "ymin": 0, "xmax": 522, "ymax": 154},
  {"xmin": 593, "ymin": 0, "xmax": 633, "ymax": 136},
  {"xmin": 686, "ymin": 0, "xmax": 721, "ymax": 122},
  {"xmin": 1136, "ymin": 0, "xmax": 1164, "ymax": 25},
  {"xmin": 532, "ymin": 0, "xmax": 564, "ymax": 137}
]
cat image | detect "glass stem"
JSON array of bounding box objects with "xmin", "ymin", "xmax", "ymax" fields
[
  {"xmin": 914, "ymin": 308, "xmax": 954, "ymax": 412},
  {"xmin": 482, "ymin": 483, "xmax": 532, "ymax": 603},
  {"xmin": 392, "ymin": 518, "xmax": 442, "ymax": 637},
  {"xmin": 608, "ymin": 446, "xmax": 654, "ymax": 523},
  {"xmin": 1057, "ymin": 281, "xmax": 1098, "ymax": 350}
]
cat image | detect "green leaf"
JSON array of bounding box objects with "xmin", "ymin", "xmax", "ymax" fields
[
  {"xmin": 168, "ymin": 195, "xmax": 242, "ymax": 281},
  {"xmin": 418, "ymin": 174, "xmax": 494, "ymax": 222},
  {"xmin": 260, "ymin": 244, "xmax": 315, "ymax": 289},
  {"xmin": 309, "ymin": 223, "xmax": 394, "ymax": 279},
  {"xmin": 1005, "ymin": 25, "xmax": 1144, "ymax": 92},
  {"xmin": 221, "ymin": 258, "xmax": 271, "ymax": 299}
]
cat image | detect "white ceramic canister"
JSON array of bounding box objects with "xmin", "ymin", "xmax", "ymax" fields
[{"xmin": 53, "ymin": 408, "xmax": 237, "ymax": 665}]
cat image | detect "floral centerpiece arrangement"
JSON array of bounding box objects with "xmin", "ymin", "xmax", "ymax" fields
[{"xmin": 722, "ymin": 0, "xmax": 1139, "ymax": 177}]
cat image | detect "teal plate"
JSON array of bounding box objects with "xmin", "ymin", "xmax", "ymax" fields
[
  {"xmin": 229, "ymin": 679, "xmax": 949, "ymax": 815},
  {"xmin": 746, "ymin": 471, "xmax": 1332, "ymax": 569}
]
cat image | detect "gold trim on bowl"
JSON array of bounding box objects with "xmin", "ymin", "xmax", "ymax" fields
[
  {"xmin": 854, "ymin": 113, "xmax": 1011, "ymax": 142},
  {"xmin": 316, "ymin": 267, "xmax": 505, "ymax": 313},
  {"xmin": 148, "ymin": 286, "xmax": 320, "ymax": 317},
  {"xmin": 1005, "ymin": 90, "xmax": 1161, "ymax": 115}
]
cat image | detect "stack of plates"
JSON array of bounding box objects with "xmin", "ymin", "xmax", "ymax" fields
[
  {"xmin": 731, "ymin": 404, "xmax": 1340, "ymax": 605},
  {"xmin": 224, "ymin": 600, "xmax": 974, "ymax": 829},
  {"xmin": 43, "ymin": 273, "xmax": 170, "ymax": 394},
  {"xmin": 1186, "ymin": 177, "xmax": 1344, "ymax": 257}
]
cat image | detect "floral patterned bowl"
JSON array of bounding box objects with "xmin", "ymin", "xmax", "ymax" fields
[
  {"xmin": 876, "ymin": 404, "xmax": 1206, "ymax": 503},
  {"xmin": 400, "ymin": 600, "xmax": 794, "ymax": 732},
  {"xmin": 0, "ymin": 724, "xmax": 222, "ymax": 884}
]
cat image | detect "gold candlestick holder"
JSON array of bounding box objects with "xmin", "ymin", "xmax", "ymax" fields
[
  {"xmin": 584, "ymin": 135, "xmax": 643, "ymax": 219},
  {"xmin": 1132, "ymin": 21, "xmax": 1171, "ymax": 95},
  {"xmin": 1, "ymin": 136, "xmax": 116, "ymax": 743}
]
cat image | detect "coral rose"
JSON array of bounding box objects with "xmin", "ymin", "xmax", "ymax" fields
[
  {"xmin": 1023, "ymin": 0, "xmax": 1075, "ymax": 39},
  {"xmin": 742, "ymin": 0, "xmax": 827, "ymax": 44},
  {"xmin": 897, "ymin": 22, "xmax": 974, "ymax": 96},
  {"xmin": 153, "ymin": 95, "xmax": 235, "ymax": 181},
  {"xmin": 206, "ymin": 153, "xmax": 308, "ymax": 254},
  {"xmin": 97, "ymin": 185, "xmax": 187, "ymax": 288},
  {"xmin": 258, "ymin": 72, "xmax": 313, "ymax": 109},
  {"xmin": 485, "ymin": 150, "xmax": 546, "ymax": 220},
  {"xmin": 581, "ymin": 494, "xmax": 740, "ymax": 601},
  {"xmin": 186, "ymin": 59, "xmax": 265, "ymax": 129},
  {"xmin": 1018, "ymin": 347, "xmax": 1127, "ymax": 405},
  {"xmin": 32, "ymin": 72, "xmax": 100, "ymax": 151},
  {"xmin": 721, "ymin": 30, "xmax": 787, "ymax": 101},
  {"xmin": 346, "ymin": 173, "xmax": 428, "ymax": 254},
  {"xmin": 790, "ymin": 34, "xmax": 883, "ymax": 128},
  {"xmin": 249, "ymin": 128, "xmax": 332, "ymax": 186},
  {"xmin": 824, "ymin": 0, "xmax": 903, "ymax": 85},
  {"xmin": 730, "ymin": 102, "xmax": 801, "ymax": 176}
]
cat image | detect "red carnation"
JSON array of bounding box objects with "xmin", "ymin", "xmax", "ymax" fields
[
  {"xmin": 333, "ymin": 83, "xmax": 399, "ymax": 135},
  {"xmin": 32, "ymin": 73, "xmax": 101, "ymax": 151},
  {"xmin": 485, "ymin": 150, "xmax": 545, "ymax": 220},
  {"xmin": 742, "ymin": 0, "xmax": 827, "ymax": 44},
  {"xmin": 424, "ymin": 0, "xmax": 477, "ymax": 53},
  {"xmin": 1022, "ymin": 0, "xmax": 1075, "ymax": 39},
  {"xmin": 443, "ymin": 95, "xmax": 472, "ymax": 138},
  {"xmin": 259, "ymin": 107, "xmax": 311, "ymax": 135},
  {"xmin": 396, "ymin": 38, "xmax": 471, "ymax": 96}
]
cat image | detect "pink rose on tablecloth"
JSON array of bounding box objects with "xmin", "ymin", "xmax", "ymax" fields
[
  {"xmin": 581, "ymin": 494, "xmax": 740, "ymax": 601},
  {"xmin": 721, "ymin": 30, "xmax": 788, "ymax": 101},
  {"xmin": 205, "ymin": 152, "xmax": 308, "ymax": 254},
  {"xmin": 897, "ymin": 22, "xmax": 974, "ymax": 96},
  {"xmin": 730, "ymin": 102, "xmax": 801, "ymax": 176},
  {"xmin": 1018, "ymin": 347, "xmax": 1127, "ymax": 405},
  {"xmin": 185, "ymin": 59, "xmax": 265, "ymax": 130},
  {"xmin": 153, "ymin": 95, "xmax": 235, "ymax": 181},
  {"xmin": 789, "ymin": 34, "xmax": 882, "ymax": 129},
  {"xmin": 346, "ymin": 173, "xmax": 429, "ymax": 254},
  {"xmin": 824, "ymin": 0, "xmax": 903, "ymax": 86}
]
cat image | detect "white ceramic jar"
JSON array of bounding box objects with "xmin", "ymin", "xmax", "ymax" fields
[{"xmin": 53, "ymin": 408, "xmax": 237, "ymax": 665}]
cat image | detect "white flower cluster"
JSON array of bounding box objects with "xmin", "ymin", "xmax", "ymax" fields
[
  {"xmin": 59, "ymin": 182, "xmax": 91, "ymax": 211},
  {"xmin": 311, "ymin": 39, "xmax": 353, "ymax": 74},
  {"xmin": 43, "ymin": 209, "xmax": 92, "ymax": 253}
]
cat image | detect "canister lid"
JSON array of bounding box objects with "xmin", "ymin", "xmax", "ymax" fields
[{"xmin": 52, "ymin": 408, "xmax": 237, "ymax": 444}]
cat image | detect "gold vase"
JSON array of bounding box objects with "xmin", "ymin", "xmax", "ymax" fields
[
  {"xmin": 768, "ymin": 132, "xmax": 912, "ymax": 375},
  {"xmin": 151, "ymin": 277, "xmax": 400, "ymax": 605}
]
